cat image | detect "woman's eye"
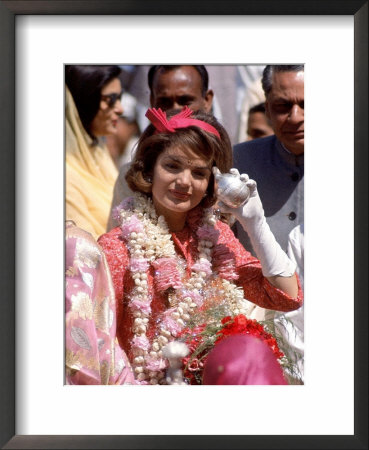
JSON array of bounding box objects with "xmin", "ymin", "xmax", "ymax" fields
[
  {"xmin": 193, "ymin": 171, "xmax": 207, "ymax": 179},
  {"xmin": 164, "ymin": 163, "xmax": 180, "ymax": 171}
]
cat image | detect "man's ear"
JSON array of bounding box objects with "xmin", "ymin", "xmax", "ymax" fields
[
  {"xmin": 265, "ymin": 100, "xmax": 271, "ymax": 119},
  {"xmin": 149, "ymin": 93, "xmax": 155, "ymax": 107},
  {"xmin": 203, "ymin": 89, "xmax": 214, "ymax": 113}
]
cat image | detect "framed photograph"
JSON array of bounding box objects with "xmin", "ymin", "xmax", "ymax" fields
[{"xmin": 1, "ymin": 1, "xmax": 367, "ymax": 449}]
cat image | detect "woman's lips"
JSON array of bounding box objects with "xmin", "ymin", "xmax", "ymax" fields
[{"xmin": 169, "ymin": 190, "xmax": 191, "ymax": 200}]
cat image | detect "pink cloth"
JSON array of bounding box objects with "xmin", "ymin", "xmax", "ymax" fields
[
  {"xmin": 203, "ymin": 334, "xmax": 287, "ymax": 385},
  {"xmin": 65, "ymin": 222, "xmax": 136, "ymax": 385}
]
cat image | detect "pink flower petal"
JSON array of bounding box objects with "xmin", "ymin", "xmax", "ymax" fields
[
  {"xmin": 129, "ymin": 298, "xmax": 152, "ymax": 315},
  {"xmin": 161, "ymin": 316, "xmax": 183, "ymax": 336},
  {"xmin": 197, "ymin": 225, "xmax": 220, "ymax": 244},
  {"xmin": 121, "ymin": 215, "xmax": 145, "ymax": 239},
  {"xmin": 112, "ymin": 197, "xmax": 134, "ymax": 222},
  {"xmin": 131, "ymin": 335, "xmax": 150, "ymax": 351},
  {"xmin": 152, "ymin": 258, "xmax": 182, "ymax": 291},
  {"xmin": 180, "ymin": 289, "xmax": 204, "ymax": 307},
  {"xmin": 212, "ymin": 244, "xmax": 239, "ymax": 280},
  {"xmin": 192, "ymin": 259, "xmax": 212, "ymax": 275},
  {"xmin": 130, "ymin": 258, "xmax": 149, "ymax": 272},
  {"xmin": 145, "ymin": 357, "xmax": 168, "ymax": 371}
]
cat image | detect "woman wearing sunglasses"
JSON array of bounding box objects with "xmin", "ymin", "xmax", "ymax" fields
[{"xmin": 66, "ymin": 65, "xmax": 124, "ymax": 238}]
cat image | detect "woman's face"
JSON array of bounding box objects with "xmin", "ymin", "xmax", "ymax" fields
[
  {"xmin": 90, "ymin": 78, "xmax": 123, "ymax": 137},
  {"xmin": 151, "ymin": 145, "xmax": 212, "ymax": 231}
]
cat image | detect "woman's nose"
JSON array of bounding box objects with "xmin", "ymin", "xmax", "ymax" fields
[
  {"xmin": 114, "ymin": 99, "xmax": 124, "ymax": 116},
  {"xmin": 176, "ymin": 170, "xmax": 191, "ymax": 186}
]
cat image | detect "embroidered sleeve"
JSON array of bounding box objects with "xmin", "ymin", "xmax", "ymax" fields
[
  {"xmin": 97, "ymin": 228, "xmax": 132, "ymax": 351},
  {"xmin": 65, "ymin": 227, "xmax": 135, "ymax": 385},
  {"xmin": 97, "ymin": 228, "xmax": 130, "ymax": 305},
  {"xmin": 216, "ymin": 222, "xmax": 303, "ymax": 312}
]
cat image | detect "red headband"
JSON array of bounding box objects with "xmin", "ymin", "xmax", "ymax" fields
[{"xmin": 145, "ymin": 106, "xmax": 221, "ymax": 139}]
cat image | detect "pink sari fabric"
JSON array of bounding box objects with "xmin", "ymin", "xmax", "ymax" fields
[
  {"xmin": 202, "ymin": 335, "xmax": 287, "ymax": 385},
  {"xmin": 65, "ymin": 222, "xmax": 136, "ymax": 385}
]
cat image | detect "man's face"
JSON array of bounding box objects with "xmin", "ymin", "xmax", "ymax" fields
[
  {"xmin": 247, "ymin": 111, "xmax": 274, "ymax": 141},
  {"xmin": 150, "ymin": 66, "xmax": 213, "ymax": 113},
  {"xmin": 265, "ymin": 71, "xmax": 304, "ymax": 155}
]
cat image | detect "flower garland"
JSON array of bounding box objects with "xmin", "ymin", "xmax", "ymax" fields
[{"xmin": 114, "ymin": 193, "xmax": 255, "ymax": 385}]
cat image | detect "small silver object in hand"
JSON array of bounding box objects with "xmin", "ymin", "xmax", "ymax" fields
[{"xmin": 213, "ymin": 167, "xmax": 250, "ymax": 208}]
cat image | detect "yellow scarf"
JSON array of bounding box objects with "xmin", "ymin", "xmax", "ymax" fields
[{"xmin": 66, "ymin": 87, "xmax": 118, "ymax": 239}]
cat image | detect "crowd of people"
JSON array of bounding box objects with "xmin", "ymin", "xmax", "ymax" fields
[{"xmin": 65, "ymin": 64, "xmax": 304, "ymax": 385}]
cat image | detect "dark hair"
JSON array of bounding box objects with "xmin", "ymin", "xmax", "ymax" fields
[
  {"xmin": 148, "ymin": 65, "xmax": 209, "ymax": 97},
  {"xmin": 126, "ymin": 109, "xmax": 232, "ymax": 209},
  {"xmin": 65, "ymin": 65, "xmax": 121, "ymax": 139},
  {"xmin": 248, "ymin": 102, "xmax": 266, "ymax": 114},
  {"xmin": 262, "ymin": 65, "xmax": 304, "ymax": 96}
]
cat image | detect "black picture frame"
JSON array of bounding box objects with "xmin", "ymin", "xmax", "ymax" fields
[{"xmin": 1, "ymin": 1, "xmax": 367, "ymax": 449}]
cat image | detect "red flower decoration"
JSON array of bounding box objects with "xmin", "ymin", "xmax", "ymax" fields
[{"xmin": 216, "ymin": 314, "xmax": 284, "ymax": 360}]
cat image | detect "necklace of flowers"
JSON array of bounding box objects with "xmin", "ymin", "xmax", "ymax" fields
[{"xmin": 114, "ymin": 193, "xmax": 254, "ymax": 385}]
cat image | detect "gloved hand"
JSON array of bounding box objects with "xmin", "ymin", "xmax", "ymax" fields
[{"xmin": 216, "ymin": 168, "xmax": 296, "ymax": 278}]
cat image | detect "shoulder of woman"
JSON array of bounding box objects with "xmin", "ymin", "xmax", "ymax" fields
[
  {"xmin": 215, "ymin": 219, "xmax": 235, "ymax": 240},
  {"xmin": 98, "ymin": 226, "xmax": 123, "ymax": 245},
  {"xmin": 97, "ymin": 227, "xmax": 129, "ymax": 260}
]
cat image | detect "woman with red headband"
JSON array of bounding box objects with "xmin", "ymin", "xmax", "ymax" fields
[{"xmin": 97, "ymin": 107, "xmax": 303, "ymax": 385}]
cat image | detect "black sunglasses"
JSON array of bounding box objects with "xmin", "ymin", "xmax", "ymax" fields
[{"xmin": 101, "ymin": 90, "xmax": 124, "ymax": 108}]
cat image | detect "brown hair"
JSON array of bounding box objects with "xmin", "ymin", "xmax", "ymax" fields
[{"xmin": 126, "ymin": 110, "xmax": 233, "ymax": 208}]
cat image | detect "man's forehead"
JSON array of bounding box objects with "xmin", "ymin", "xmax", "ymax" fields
[
  {"xmin": 271, "ymin": 71, "xmax": 304, "ymax": 88},
  {"xmin": 268, "ymin": 71, "xmax": 304, "ymax": 98},
  {"xmin": 153, "ymin": 66, "xmax": 202, "ymax": 90}
]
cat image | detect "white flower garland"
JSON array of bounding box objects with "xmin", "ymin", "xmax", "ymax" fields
[{"xmin": 115, "ymin": 194, "xmax": 253, "ymax": 384}]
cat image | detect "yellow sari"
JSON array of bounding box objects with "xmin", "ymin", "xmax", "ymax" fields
[{"xmin": 66, "ymin": 87, "xmax": 118, "ymax": 239}]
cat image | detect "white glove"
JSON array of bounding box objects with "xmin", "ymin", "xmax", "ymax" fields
[{"xmin": 216, "ymin": 168, "xmax": 296, "ymax": 278}]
